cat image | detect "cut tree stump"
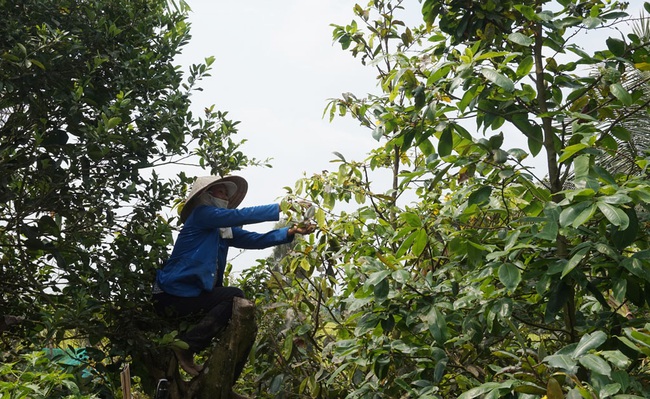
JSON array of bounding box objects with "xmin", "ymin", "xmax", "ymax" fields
[{"xmin": 185, "ymin": 296, "xmax": 257, "ymax": 399}]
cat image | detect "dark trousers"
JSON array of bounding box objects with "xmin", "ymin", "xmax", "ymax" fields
[{"xmin": 153, "ymin": 286, "xmax": 245, "ymax": 353}]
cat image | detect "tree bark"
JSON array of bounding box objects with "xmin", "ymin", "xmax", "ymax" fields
[
  {"xmin": 189, "ymin": 297, "xmax": 257, "ymax": 399},
  {"xmin": 139, "ymin": 297, "xmax": 257, "ymax": 399}
]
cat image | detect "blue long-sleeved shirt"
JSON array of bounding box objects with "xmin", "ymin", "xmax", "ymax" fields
[{"xmin": 156, "ymin": 203, "xmax": 292, "ymax": 297}]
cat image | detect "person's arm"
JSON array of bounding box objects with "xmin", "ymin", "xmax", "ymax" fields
[
  {"xmin": 190, "ymin": 203, "xmax": 281, "ymax": 228},
  {"xmin": 230, "ymin": 224, "xmax": 316, "ymax": 249},
  {"xmin": 230, "ymin": 227, "xmax": 293, "ymax": 249}
]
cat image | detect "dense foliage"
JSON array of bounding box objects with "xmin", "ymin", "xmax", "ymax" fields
[
  {"xmin": 239, "ymin": 1, "xmax": 650, "ymax": 398},
  {"xmin": 0, "ymin": 0, "xmax": 254, "ymax": 396}
]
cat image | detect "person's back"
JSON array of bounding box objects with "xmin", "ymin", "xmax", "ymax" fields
[{"xmin": 151, "ymin": 175, "xmax": 315, "ymax": 397}]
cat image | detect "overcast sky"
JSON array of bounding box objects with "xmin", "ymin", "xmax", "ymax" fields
[
  {"xmin": 174, "ymin": 1, "xmax": 394, "ymax": 197},
  {"xmin": 172, "ymin": 1, "xmax": 645, "ymax": 273},
  {"xmin": 172, "ymin": 0, "xmax": 412, "ymax": 272}
]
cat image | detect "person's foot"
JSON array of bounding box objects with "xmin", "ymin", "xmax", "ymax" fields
[{"xmin": 172, "ymin": 347, "xmax": 202, "ymax": 377}]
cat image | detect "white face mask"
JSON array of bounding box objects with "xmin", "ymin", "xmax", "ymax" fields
[
  {"xmin": 200, "ymin": 192, "xmax": 229, "ymax": 209},
  {"xmin": 211, "ymin": 197, "xmax": 229, "ymax": 209}
]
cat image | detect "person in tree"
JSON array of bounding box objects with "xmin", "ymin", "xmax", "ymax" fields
[{"xmin": 152, "ymin": 175, "xmax": 315, "ymax": 387}]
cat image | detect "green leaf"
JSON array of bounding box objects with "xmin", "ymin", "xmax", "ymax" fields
[
  {"xmin": 610, "ymin": 83, "xmax": 633, "ymax": 106},
  {"xmin": 558, "ymin": 143, "xmax": 588, "ymax": 163},
  {"xmin": 374, "ymin": 278, "xmax": 390, "ymax": 300},
  {"xmin": 536, "ymin": 219, "xmax": 558, "ymax": 240},
  {"xmin": 528, "ymin": 130, "xmax": 543, "ymax": 156},
  {"xmin": 422, "ymin": 306, "xmax": 447, "ymax": 345},
  {"xmin": 475, "ymin": 51, "xmax": 511, "ymax": 61},
  {"xmin": 621, "ymin": 258, "xmax": 650, "ymax": 282},
  {"xmin": 333, "ymin": 151, "xmax": 346, "ymax": 162},
  {"xmin": 611, "ymin": 208, "xmax": 638, "ymax": 250},
  {"xmin": 578, "ymin": 354, "xmax": 611, "ymax": 376},
  {"xmin": 270, "ymin": 373, "xmax": 285, "ymax": 393},
  {"xmin": 601, "ymin": 193, "xmax": 632, "ymax": 205},
  {"xmin": 367, "ymin": 270, "xmax": 391, "ymax": 286},
  {"xmin": 629, "ymin": 329, "xmax": 650, "ymax": 348},
  {"xmin": 544, "ymin": 354, "xmax": 578, "ymax": 374},
  {"xmin": 597, "ymin": 202, "xmax": 629, "ymax": 230},
  {"xmin": 400, "ymin": 212, "xmax": 422, "ymax": 227},
  {"xmin": 516, "ymin": 56, "xmax": 534, "ymax": 77},
  {"xmin": 508, "ymin": 32, "xmax": 534, "ymax": 46},
  {"xmin": 480, "ymin": 68, "xmax": 515, "ymax": 92},
  {"xmin": 412, "ymin": 228, "xmax": 428, "ymax": 257},
  {"xmin": 106, "ymin": 117, "xmax": 122, "ymax": 130},
  {"xmin": 468, "ymin": 186, "xmax": 492, "ymax": 206},
  {"xmin": 488, "ymin": 132, "xmax": 504, "ymax": 149},
  {"xmin": 458, "ymin": 383, "xmax": 504, "ymax": 399},
  {"xmin": 498, "ymin": 263, "xmax": 521, "ymax": 292},
  {"xmin": 438, "ymin": 127, "xmax": 453, "ymax": 157},
  {"xmin": 601, "ymin": 350, "xmax": 630, "ymax": 368},
  {"xmin": 572, "ymin": 203, "xmax": 597, "ymax": 228},
  {"xmin": 573, "ymin": 331, "xmax": 607, "ymax": 358},
  {"xmin": 606, "ymin": 37, "xmax": 626, "ymax": 57},
  {"xmin": 513, "ymin": 384, "xmax": 546, "ymax": 395},
  {"xmin": 559, "ymin": 202, "xmax": 591, "ymax": 227},
  {"xmin": 561, "ymin": 247, "xmax": 589, "ymax": 278},
  {"xmin": 514, "ymin": 5, "xmax": 540, "ymax": 21},
  {"xmin": 611, "ymin": 125, "xmax": 632, "ymax": 141},
  {"xmin": 583, "ymin": 17, "xmax": 602, "ymax": 29}
]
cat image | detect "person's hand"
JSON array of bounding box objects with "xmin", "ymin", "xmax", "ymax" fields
[{"xmin": 288, "ymin": 223, "xmax": 317, "ymax": 236}]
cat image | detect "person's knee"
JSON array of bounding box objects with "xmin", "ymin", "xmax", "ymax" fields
[{"xmin": 231, "ymin": 287, "xmax": 245, "ymax": 298}]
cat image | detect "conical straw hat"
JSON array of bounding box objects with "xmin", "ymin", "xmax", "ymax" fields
[{"xmin": 180, "ymin": 175, "xmax": 248, "ymax": 222}]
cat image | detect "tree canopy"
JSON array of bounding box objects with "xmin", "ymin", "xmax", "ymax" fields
[{"xmin": 1, "ymin": 0, "xmax": 254, "ymax": 396}]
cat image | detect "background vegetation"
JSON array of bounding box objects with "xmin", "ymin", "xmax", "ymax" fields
[{"xmin": 2, "ymin": 0, "xmax": 650, "ymax": 398}]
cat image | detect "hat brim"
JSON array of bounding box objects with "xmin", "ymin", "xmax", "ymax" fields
[{"xmin": 180, "ymin": 175, "xmax": 248, "ymax": 222}]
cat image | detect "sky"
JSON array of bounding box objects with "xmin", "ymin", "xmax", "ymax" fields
[
  {"xmin": 172, "ymin": 1, "xmax": 646, "ymax": 273},
  {"xmin": 174, "ymin": 1, "xmax": 393, "ymax": 195},
  {"xmin": 172, "ymin": 0, "xmax": 414, "ymax": 272}
]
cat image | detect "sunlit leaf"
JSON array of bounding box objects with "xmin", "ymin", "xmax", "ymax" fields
[
  {"xmin": 480, "ymin": 68, "xmax": 515, "ymax": 92},
  {"xmin": 508, "ymin": 32, "xmax": 534, "ymax": 46},
  {"xmin": 561, "ymin": 246, "xmax": 589, "ymax": 278},
  {"xmin": 573, "ymin": 331, "xmax": 607, "ymax": 358},
  {"xmin": 498, "ymin": 263, "xmax": 521, "ymax": 292},
  {"xmin": 412, "ymin": 228, "xmax": 428, "ymax": 257},
  {"xmin": 544, "ymin": 354, "xmax": 578, "ymax": 374},
  {"xmin": 558, "ymin": 143, "xmax": 588, "ymax": 163},
  {"xmin": 597, "ymin": 202, "xmax": 629, "ymax": 229},
  {"xmin": 578, "ymin": 354, "xmax": 611, "ymax": 376},
  {"xmin": 516, "ymin": 56, "xmax": 534, "ymax": 77},
  {"xmin": 572, "ymin": 203, "xmax": 597, "ymax": 228},
  {"xmin": 558, "ymin": 202, "xmax": 591, "ymax": 227},
  {"xmin": 635, "ymin": 62, "xmax": 650, "ymax": 71}
]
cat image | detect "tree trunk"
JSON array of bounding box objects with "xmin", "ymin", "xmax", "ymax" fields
[
  {"xmin": 143, "ymin": 297, "xmax": 257, "ymax": 399},
  {"xmin": 192, "ymin": 297, "xmax": 257, "ymax": 398}
]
